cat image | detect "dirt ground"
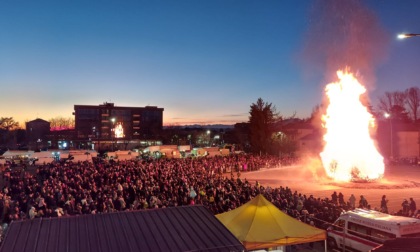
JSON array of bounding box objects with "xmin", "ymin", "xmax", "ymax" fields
[{"xmin": 241, "ymin": 163, "xmax": 420, "ymax": 214}]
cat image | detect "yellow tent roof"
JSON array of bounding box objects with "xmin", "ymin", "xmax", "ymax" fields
[{"xmin": 216, "ymin": 194, "xmax": 326, "ymax": 250}]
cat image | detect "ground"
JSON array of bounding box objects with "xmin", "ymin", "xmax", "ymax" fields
[
  {"xmin": 242, "ymin": 164, "xmax": 420, "ymax": 214},
  {"xmin": 241, "ymin": 164, "xmax": 420, "ymax": 251}
]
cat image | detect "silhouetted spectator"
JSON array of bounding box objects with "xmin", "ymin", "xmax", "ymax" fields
[{"xmin": 410, "ymin": 198, "xmax": 417, "ymax": 217}]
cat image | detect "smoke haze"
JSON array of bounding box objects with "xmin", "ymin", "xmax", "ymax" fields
[{"xmin": 301, "ymin": 0, "xmax": 389, "ymax": 87}]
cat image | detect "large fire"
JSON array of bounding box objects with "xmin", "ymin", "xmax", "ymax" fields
[
  {"xmin": 320, "ymin": 70, "xmax": 384, "ymax": 182},
  {"xmin": 114, "ymin": 122, "xmax": 125, "ymax": 138}
]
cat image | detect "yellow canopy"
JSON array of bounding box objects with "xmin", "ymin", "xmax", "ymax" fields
[{"xmin": 216, "ymin": 194, "xmax": 326, "ymax": 250}]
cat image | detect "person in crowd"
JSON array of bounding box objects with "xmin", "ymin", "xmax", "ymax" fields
[
  {"xmin": 0, "ymin": 153, "xmax": 417, "ymax": 232},
  {"xmin": 331, "ymin": 191, "xmax": 338, "ymax": 205},
  {"xmin": 28, "ymin": 206, "xmax": 37, "ymax": 220},
  {"xmin": 338, "ymin": 192, "xmax": 345, "ymax": 206}
]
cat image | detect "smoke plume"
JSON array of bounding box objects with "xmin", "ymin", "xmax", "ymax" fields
[{"xmin": 301, "ymin": 0, "xmax": 389, "ymax": 87}]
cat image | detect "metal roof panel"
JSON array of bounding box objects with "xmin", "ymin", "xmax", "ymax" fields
[{"xmin": 0, "ymin": 205, "xmax": 245, "ymax": 252}]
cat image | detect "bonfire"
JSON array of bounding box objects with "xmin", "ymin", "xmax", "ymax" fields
[{"xmin": 320, "ymin": 69, "xmax": 384, "ymax": 182}]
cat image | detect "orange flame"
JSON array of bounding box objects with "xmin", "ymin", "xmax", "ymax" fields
[
  {"xmin": 320, "ymin": 70, "xmax": 384, "ymax": 181},
  {"xmin": 114, "ymin": 122, "xmax": 125, "ymax": 138}
]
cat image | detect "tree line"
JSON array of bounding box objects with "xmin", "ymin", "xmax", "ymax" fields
[
  {"xmin": 376, "ymin": 87, "xmax": 420, "ymax": 122},
  {"xmin": 248, "ymin": 86, "xmax": 420, "ymax": 155},
  {"xmin": 0, "ymin": 116, "xmax": 74, "ymax": 148},
  {"xmin": 1, "ymin": 87, "xmax": 419, "ymax": 153}
]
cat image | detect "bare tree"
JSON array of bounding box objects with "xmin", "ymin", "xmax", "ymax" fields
[
  {"xmin": 405, "ymin": 87, "xmax": 420, "ymax": 122},
  {"xmin": 0, "ymin": 117, "xmax": 20, "ymax": 131},
  {"xmin": 0, "ymin": 117, "xmax": 20, "ymax": 146},
  {"xmin": 393, "ymin": 91, "xmax": 406, "ymax": 108},
  {"xmin": 377, "ymin": 92, "xmax": 394, "ymax": 114},
  {"xmin": 377, "ymin": 91, "xmax": 406, "ymax": 116},
  {"xmin": 50, "ymin": 117, "xmax": 75, "ymax": 130}
]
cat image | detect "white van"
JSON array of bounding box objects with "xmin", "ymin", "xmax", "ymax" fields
[{"xmin": 327, "ymin": 208, "xmax": 420, "ymax": 251}]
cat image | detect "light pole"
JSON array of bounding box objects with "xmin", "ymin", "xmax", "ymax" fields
[
  {"xmin": 384, "ymin": 113, "xmax": 393, "ymax": 159},
  {"xmin": 398, "ymin": 33, "xmax": 420, "ymax": 39},
  {"xmin": 111, "ymin": 118, "xmax": 116, "ymax": 151},
  {"xmin": 395, "ymin": 32, "xmax": 419, "ymax": 161},
  {"xmin": 36, "ymin": 138, "xmax": 42, "ymax": 151},
  {"xmin": 206, "ymin": 130, "xmax": 211, "ymax": 147}
]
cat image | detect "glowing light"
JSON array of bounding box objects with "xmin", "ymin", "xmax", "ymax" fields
[
  {"xmin": 51, "ymin": 126, "xmax": 75, "ymax": 131},
  {"xmin": 114, "ymin": 122, "xmax": 125, "ymax": 138},
  {"xmin": 320, "ymin": 70, "xmax": 384, "ymax": 182},
  {"xmin": 397, "ymin": 33, "xmax": 420, "ymax": 39}
]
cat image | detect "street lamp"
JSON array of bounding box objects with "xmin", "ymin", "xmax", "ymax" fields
[
  {"xmin": 384, "ymin": 113, "xmax": 393, "ymax": 159},
  {"xmin": 206, "ymin": 130, "xmax": 211, "ymax": 146},
  {"xmin": 110, "ymin": 118, "xmax": 116, "ymax": 151},
  {"xmin": 36, "ymin": 138, "xmax": 42, "ymax": 151},
  {"xmin": 397, "ymin": 33, "xmax": 420, "ymax": 39}
]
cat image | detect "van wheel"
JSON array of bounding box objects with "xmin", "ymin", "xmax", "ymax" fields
[{"xmin": 327, "ymin": 237, "xmax": 337, "ymax": 251}]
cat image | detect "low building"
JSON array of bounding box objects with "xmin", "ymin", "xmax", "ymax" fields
[
  {"xmin": 395, "ymin": 123, "xmax": 420, "ymax": 159},
  {"xmin": 25, "ymin": 118, "xmax": 50, "ymax": 149}
]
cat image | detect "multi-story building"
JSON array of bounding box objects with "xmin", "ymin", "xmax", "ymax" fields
[{"xmin": 73, "ymin": 102, "xmax": 164, "ymax": 149}]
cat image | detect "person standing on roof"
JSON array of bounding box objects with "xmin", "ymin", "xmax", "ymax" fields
[
  {"xmin": 359, "ymin": 195, "xmax": 368, "ymax": 209},
  {"xmin": 349, "ymin": 194, "xmax": 356, "ymax": 209},
  {"xmin": 409, "ymin": 198, "xmax": 417, "ymax": 217},
  {"xmin": 380, "ymin": 195, "xmax": 388, "ymax": 213},
  {"xmin": 402, "ymin": 199, "xmax": 410, "ymax": 216}
]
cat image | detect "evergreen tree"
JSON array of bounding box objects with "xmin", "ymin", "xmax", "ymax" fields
[{"xmin": 248, "ymin": 98, "xmax": 278, "ymax": 154}]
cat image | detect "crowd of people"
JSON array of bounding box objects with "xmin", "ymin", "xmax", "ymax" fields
[{"xmin": 0, "ymin": 153, "xmax": 418, "ymax": 234}]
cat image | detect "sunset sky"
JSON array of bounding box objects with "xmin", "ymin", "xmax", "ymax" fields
[{"xmin": 1, "ymin": 0, "xmax": 420, "ymax": 127}]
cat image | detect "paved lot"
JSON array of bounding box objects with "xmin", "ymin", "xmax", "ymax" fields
[{"xmin": 242, "ymin": 164, "xmax": 420, "ymax": 214}]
